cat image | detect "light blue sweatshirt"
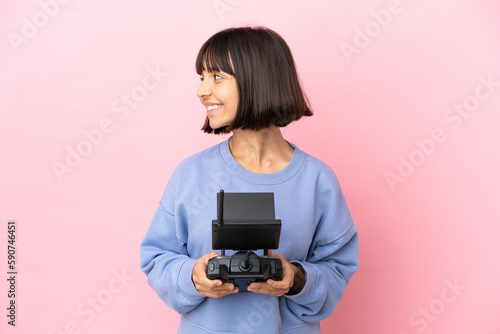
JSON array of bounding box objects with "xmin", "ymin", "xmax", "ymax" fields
[{"xmin": 140, "ymin": 138, "xmax": 358, "ymax": 333}]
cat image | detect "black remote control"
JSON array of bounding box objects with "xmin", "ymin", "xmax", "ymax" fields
[{"xmin": 206, "ymin": 190, "xmax": 284, "ymax": 292}]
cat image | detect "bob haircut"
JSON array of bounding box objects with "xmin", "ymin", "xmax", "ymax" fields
[{"xmin": 196, "ymin": 26, "xmax": 313, "ymax": 134}]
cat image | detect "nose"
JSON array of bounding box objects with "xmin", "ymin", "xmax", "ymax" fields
[{"xmin": 197, "ymin": 78, "xmax": 211, "ymax": 98}]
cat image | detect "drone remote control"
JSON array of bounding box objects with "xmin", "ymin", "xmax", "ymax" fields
[{"xmin": 206, "ymin": 190, "xmax": 283, "ymax": 292}]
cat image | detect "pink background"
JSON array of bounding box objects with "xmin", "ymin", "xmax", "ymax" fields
[{"xmin": 1, "ymin": 0, "xmax": 499, "ymax": 333}]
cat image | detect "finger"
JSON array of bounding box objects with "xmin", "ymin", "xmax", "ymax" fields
[
  {"xmin": 247, "ymin": 283, "xmax": 270, "ymax": 294},
  {"xmin": 283, "ymin": 265, "xmax": 295, "ymax": 284},
  {"xmin": 265, "ymin": 252, "xmax": 292, "ymax": 284},
  {"xmin": 266, "ymin": 277, "xmax": 293, "ymax": 291},
  {"xmin": 223, "ymin": 283, "xmax": 239, "ymax": 293},
  {"xmin": 248, "ymin": 281, "xmax": 285, "ymax": 294},
  {"xmin": 200, "ymin": 275, "xmax": 237, "ymax": 290},
  {"xmin": 193, "ymin": 253, "xmax": 221, "ymax": 283},
  {"xmin": 199, "ymin": 252, "xmax": 219, "ymax": 265},
  {"xmin": 196, "ymin": 280, "xmax": 235, "ymax": 293},
  {"xmin": 214, "ymin": 282, "xmax": 236, "ymax": 291},
  {"xmin": 268, "ymin": 250, "xmax": 287, "ymax": 262},
  {"xmin": 193, "ymin": 265, "xmax": 221, "ymax": 290},
  {"xmin": 196, "ymin": 278, "xmax": 223, "ymax": 289},
  {"xmin": 205, "ymin": 251, "xmax": 220, "ymax": 259},
  {"xmin": 200, "ymin": 283, "xmax": 239, "ymax": 297},
  {"xmin": 198, "ymin": 251, "xmax": 220, "ymax": 265},
  {"xmin": 248, "ymin": 284, "xmax": 286, "ymax": 296},
  {"xmin": 197, "ymin": 280, "xmax": 237, "ymax": 293}
]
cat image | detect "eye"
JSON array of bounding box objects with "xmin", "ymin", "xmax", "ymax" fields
[
  {"xmin": 214, "ymin": 74, "xmax": 222, "ymax": 81},
  {"xmin": 199, "ymin": 76, "xmax": 204, "ymax": 82}
]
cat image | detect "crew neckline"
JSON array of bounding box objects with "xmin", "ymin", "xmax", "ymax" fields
[{"xmin": 218, "ymin": 136, "xmax": 305, "ymax": 185}]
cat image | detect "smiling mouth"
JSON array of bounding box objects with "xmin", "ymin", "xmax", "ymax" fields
[{"xmin": 207, "ymin": 104, "xmax": 222, "ymax": 111}]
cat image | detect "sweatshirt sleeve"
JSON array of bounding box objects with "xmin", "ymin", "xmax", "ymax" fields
[
  {"xmin": 284, "ymin": 170, "xmax": 359, "ymax": 322},
  {"xmin": 140, "ymin": 168, "xmax": 206, "ymax": 314}
]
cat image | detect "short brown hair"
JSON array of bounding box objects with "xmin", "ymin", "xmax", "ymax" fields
[{"xmin": 195, "ymin": 26, "xmax": 313, "ymax": 134}]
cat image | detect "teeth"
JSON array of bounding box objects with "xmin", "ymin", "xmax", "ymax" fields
[{"xmin": 207, "ymin": 104, "xmax": 222, "ymax": 111}]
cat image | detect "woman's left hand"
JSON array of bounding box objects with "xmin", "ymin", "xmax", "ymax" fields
[{"xmin": 247, "ymin": 250, "xmax": 301, "ymax": 296}]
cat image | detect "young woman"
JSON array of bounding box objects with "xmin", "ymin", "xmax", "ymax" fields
[{"xmin": 140, "ymin": 26, "xmax": 358, "ymax": 333}]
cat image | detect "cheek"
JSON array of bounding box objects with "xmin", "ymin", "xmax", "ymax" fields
[
  {"xmin": 220, "ymin": 92, "xmax": 238, "ymax": 111},
  {"xmin": 229, "ymin": 89, "xmax": 239, "ymax": 111},
  {"xmin": 229, "ymin": 100, "xmax": 239, "ymax": 117}
]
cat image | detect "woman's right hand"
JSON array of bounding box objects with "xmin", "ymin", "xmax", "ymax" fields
[{"xmin": 192, "ymin": 251, "xmax": 239, "ymax": 298}]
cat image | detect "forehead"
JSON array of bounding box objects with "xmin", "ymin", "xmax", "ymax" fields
[{"xmin": 196, "ymin": 45, "xmax": 235, "ymax": 76}]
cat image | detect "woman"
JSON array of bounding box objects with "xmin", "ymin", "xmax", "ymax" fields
[{"xmin": 140, "ymin": 26, "xmax": 358, "ymax": 333}]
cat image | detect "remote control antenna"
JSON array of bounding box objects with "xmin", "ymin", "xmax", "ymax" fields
[{"xmin": 217, "ymin": 189, "xmax": 224, "ymax": 225}]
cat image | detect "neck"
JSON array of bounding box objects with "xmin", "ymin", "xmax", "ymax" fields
[{"xmin": 229, "ymin": 126, "xmax": 294, "ymax": 173}]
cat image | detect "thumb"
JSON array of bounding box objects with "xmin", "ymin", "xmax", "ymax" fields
[{"xmin": 203, "ymin": 251, "xmax": 219, "ymax": 260}]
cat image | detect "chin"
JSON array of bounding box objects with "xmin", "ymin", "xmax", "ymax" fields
[{"xmin": 209, "ymin": 118, "xmax": 232, "ymax": 130}]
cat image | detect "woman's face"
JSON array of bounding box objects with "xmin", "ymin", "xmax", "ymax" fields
[{"xmin": 197, "ymin": 68, "xmax": 239, "ymax": 130}]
